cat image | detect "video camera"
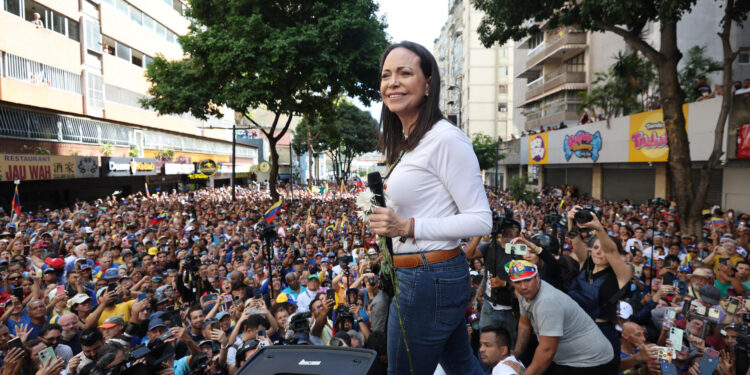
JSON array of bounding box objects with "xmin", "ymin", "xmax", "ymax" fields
[
  {"xmin": 130, "ymin": 330, "xmax": 175, "ymax": 371},
  {"xmin": 286, "ymin": 312, "xmax": 312, "ymax": 345},
  {"xmin": 491, "ymin": 208, "xmax": 521, "ymax": 237},
  {"xmin": 87, "ymin": 331, "xmax": 175, "ymax": 375},
  {"xmin": 335, "ymin": 305, "xmax": 355, "ymax": 331},
  {"xmin": 257, "ymin": 222, "xmax": 277, "ymax": 244},
  {"xmin": 734, "ymin": 313, "xmax": 750, "ymax": 375}
]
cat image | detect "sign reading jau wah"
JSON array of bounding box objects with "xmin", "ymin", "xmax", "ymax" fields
[{"xmin": 0, "ymin": 154, "xmax": 77, "ymax": 181}]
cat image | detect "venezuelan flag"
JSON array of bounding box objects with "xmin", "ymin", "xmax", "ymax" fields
[
  {"xmin": 711, "ymin": 217, "xmax": 725, "ymax": 226},
  {"xmin": 10, "ymin": 186, "xmax": 22, "ymax": 218},
  {"xmin": 306, "ymin": 206, "xmax": 312, "ymax": 225},
  {"xmin": 356, "ymin": 176, "xmax": 365, "ymax": 189},
  {"xmin": 488, "ymin": 191, "xmax": 497, "ymax": 198},
  {"xmin": 144, "ymin": 183, "xmax": 151, "ymax": 198},
  {"xmin": 149, "ymin": 212, "xmax": 169, "ymax": 226},
  {"xmin": 264, "ymin": 199, "xmax": 283, "ymax": 223}
]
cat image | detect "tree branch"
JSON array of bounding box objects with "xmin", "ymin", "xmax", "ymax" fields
[{"xmin": 598, "ymin": 24, "xmax": 664, "ymax": 64}]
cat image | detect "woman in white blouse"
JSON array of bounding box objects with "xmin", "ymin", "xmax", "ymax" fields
[{"xmin": 369, "ymin": 41, "xmax": 492, "ymax": 375}]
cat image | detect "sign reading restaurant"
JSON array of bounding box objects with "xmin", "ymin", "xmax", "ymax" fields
[{"xmin": 0, "ymin": 154, "xmax": 77, "ymax": 181}]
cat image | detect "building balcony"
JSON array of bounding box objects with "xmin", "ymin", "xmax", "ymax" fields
[
  {"xmin": 517, "ymin": 31, "xmax": 587, "ymax": 79},
  {"xmin": 525, "ymin": 103, "xmax": 581, "ymax": 129},
  {"xmin": 524, "ymin": 70, "xmax": 587, "ymax": 103}
]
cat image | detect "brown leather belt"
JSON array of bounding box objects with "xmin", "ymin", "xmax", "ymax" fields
[{"xmin": 393, "ymin": 247, "xmax": 460, "ymax": 268}]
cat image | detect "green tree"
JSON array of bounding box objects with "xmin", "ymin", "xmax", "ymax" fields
[
  {"xmin": 509, "ymin": 175, "xmax": 535, "ymax": 204},
  {"xmin": 292, "ymin": 115, "xmax": 330, "ymax": 183},
  {"xmin": 471, "ymin": 133, "xmax": 504, "ymax": 171},
  {"xmin": 473, "ymin": 0, "xmax": 750, "ymax": 234},
  {"xmin": 141, "ymin": 0, "xmax": 388, "ymax": 200},
  {"xmin": 680, "ymin": 46, "xmax": 723, "ymax": 102},
  {"xmin": 579, "ymin": 51, "xmax": 656, "ymax": 120},
  {"xmin": 99, "ymin": 143, "xmax": 113, "ymax": 157},
  {"xmin": 324, "ymin": 102, "xmax": 379, "ymax": 182}
]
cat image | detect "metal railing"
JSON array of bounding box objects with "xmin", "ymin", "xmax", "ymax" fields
[
  {"xmin": 2, "ymin": 51, "xmax": 82, "ymax": 94},
  {"xmin": 0, "ymin": 104, "xmax": 255, "ymax": 158}
]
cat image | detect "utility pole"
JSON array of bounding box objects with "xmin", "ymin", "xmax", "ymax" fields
[{"xmin": 231, "ymin": 122, "xmax": 236, "ymax": 202}]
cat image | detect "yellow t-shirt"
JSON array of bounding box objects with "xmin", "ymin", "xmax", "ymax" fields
[
  {"xmin": 712, "ymin": 254, "xmax": 744, "ymax": 273},
  {"xmin": 98, "ymin": 299, "xmax": 135, "ymax": 326}
]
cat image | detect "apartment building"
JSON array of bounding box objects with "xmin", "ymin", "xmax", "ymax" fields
[
  {"xmin": 514, "ymin": 0, "xmax": 750, "ymax": 131},
  {"xmin": 0, "ymin": 0, "xmax": 258, "ymax": 205},
  {"xmin": 434, "ymin": 0, "xmax": 520, "ymax": 141}
]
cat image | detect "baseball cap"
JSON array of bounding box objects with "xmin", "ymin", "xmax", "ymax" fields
[
  {"xmin": 618, "ymin": 301, "xmax": 634, "ymax": 319},
  {"xmin": 148, "ymin": 247, "xmax": 158, "ymax": 256},
  {"xmin": 68, "ymin": 293, "xmax": 92, "ymax": 308},
  {"xmin": 699, "ymin": 285, "xmax": 721, "ymax": 305},
  {"xmin": 215, "ymin": 311, "xmax": 230, "ymax": 321},
  {"xmin": 367, "ymin": 249, "xmax": 377, "ymax": 256},
  {"xmin": 506, "ymin": 260, "xmax": 538, "ymax": 282},
  {"xmin": 148, "ymin": 318, "xmax": 167, "ymax": 331},
  {"xmin": 276, "ymin": 293, "xmax": 297, "ymax": 305},
  {"xmin": 678, "ymin": 265, "xmax": 691, "ymax": 273},
  {"xmin": 99, "ymin": 315, "xmax": 125, "ymax": 329},
  {"xmin": 321, "ymin": 257, "xmax": 330, "ymax": 263},
  {"xmin": 308, "ymin": 274, "xmax": 320, "ymax": 281},
  {"xmin": 102, "ymin": 268, "xmax": 121, "ymax": 280}
]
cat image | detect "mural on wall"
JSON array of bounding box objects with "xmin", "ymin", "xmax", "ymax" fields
[
  {"xmin": 528, "ymin": 133, "xmax": 549, "ymax": 165},
  {"xmin": 563, "ymin": 130, "xmax": 602, "ymax": 162},
  {"xmin": 628, "ymin": 105, "xmax": 689, "ymax": 162}
]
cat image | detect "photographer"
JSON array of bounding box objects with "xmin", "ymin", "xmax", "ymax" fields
[
  {"xmin": 566, "ymin": 205, "xmax": 633, "ymax": 370},
  {"xmin": 465, "ymin": 211, "xmax": 519, "ymax": 345}
]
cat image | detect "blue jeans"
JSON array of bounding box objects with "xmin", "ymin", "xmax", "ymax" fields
[
  {"xmin": 479, "ymin": 301, "xmax": 518, "ymax": 348},
  {"xmin": 387, "ymin": 253, "xmax": 484, "ymax": 375}
]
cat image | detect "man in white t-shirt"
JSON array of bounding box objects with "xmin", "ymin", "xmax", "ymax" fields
[{"xmin": 479, "ymin": 326, "xmax": 524, "ymax": 375}]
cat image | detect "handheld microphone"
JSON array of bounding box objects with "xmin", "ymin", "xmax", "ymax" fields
[{"xmin": 367, "ymin": 172, "xmax": 394, "ymax": 254}]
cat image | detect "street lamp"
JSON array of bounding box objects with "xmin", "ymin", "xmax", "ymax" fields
[{"xmin": 448, "ymin": 84, "xmax": 462, "ymax": 129}]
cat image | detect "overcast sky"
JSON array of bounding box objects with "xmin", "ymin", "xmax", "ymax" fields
[{"xmin": 357, "ymin": 0, "xmax": 449, "ymax": 121}]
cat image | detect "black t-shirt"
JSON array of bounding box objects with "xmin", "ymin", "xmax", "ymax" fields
[
  {"xmin": 478, "ymin": 241, "xmax": 514, "ymax": 307},
  {"xmin": 580, "ymin": 258, "xmax": 621, "ymax": 323}
]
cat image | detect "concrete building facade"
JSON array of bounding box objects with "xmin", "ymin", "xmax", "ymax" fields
[
  {"xmin": 0, "ymin": 0, "xmax": 258, "ymax": 206},
  {"xmin": 434, "ymin": 0, "xmax": 521, "ymax": 141}
]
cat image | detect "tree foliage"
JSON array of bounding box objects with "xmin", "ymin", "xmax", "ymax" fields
[
  {"xmin": 293, "ymin": 103, "xmax": 378, "ymax": 182},
  {"xmin": 509, "ymin": 175, "xmax": 535, "ymax": 205},
  {"xmin": 680, "ymin": 46, "xmax": 723, "ymax": 102},
  {"xmin": 579, "ymin": 51, "xmax": 656, "ymax": 119},
  {"xmin": 471, "ymin": 133, "xmax": 505, "ymax": 171},
  {"xmin": 472, "ymin": 0, "xmax": 750, "ymax": 234},
  {"xmin": 141, "ymin": 0, "xmax": 388, "ymax": 200}
]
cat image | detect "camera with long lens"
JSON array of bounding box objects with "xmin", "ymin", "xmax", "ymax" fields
[
  {"xmin": 286, "ymin": 312, "xmax": 312, "ymax": 345},
  {"xmin": 335, "ymin": 305, "xmax": 355, "ymax": 331},
  {"xmin": 257, "ymin": 222, "xmax": 277, "ymax": 244},
  {"xmin": 185, "ymin": 254, "xmax": 201, "ymax": 272},
  {"xmin": 491, "ymin": 208, "xmax": 521, "ymax": 236},
  {"xmin": 573, "ymin": 204, "xmax": 603, "ymax": 225},
  {"xmin": 735, "ymin": 313, "xmax": 750, "ymax": 375},
  {"xmin": 129, "ymin": 331, "xmax": 175, "ymax": 370}
]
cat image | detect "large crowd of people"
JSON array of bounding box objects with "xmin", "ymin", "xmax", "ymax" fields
[{"xmin": 0, "ymin": 181, "xmax": 746, "ymax": 375}]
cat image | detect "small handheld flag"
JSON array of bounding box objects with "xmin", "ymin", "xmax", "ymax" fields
[
  {"xmin": 144, "ymin": 183, "xmax": 151, "ymax": 198},
  {"xmin": 264, "ymin": 199, "xmax": 283, "ymax": 223},
  {"xmin": 149, "ymin": 213, "xmax": 168, "ymax": 226},
  {"xmin": 11, "ymin": 186, "xmax": 22, "ymax": 218},
  {"xmin": 711, "ymin": 217, "xmax": 725, "ymax": 226},
  {"xmin": 355, "ymin": 176, "xmax": 365, "ymax": 189}
]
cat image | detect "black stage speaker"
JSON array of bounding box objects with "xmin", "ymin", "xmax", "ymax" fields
[{"xmin": 236, "ymin": 346, "xmax": 377, "ymax": 375}]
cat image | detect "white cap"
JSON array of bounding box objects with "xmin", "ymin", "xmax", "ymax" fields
[{"xmin": 618, "ymin": 301, "xmax": 633, "ymax": 319}]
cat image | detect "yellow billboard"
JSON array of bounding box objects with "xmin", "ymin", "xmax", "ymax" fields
[
  {"xmin": 528, "ymin": 133, "xmax": 549, "ymax": 165},
  {"xmin": 628, "ymin": 104, "xmax": 688, "ymax": 162}
]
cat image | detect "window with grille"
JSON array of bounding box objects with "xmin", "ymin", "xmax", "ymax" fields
[{"xmin": 86, "ymin": 71, "xmax": 105, "ymax": 111}]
